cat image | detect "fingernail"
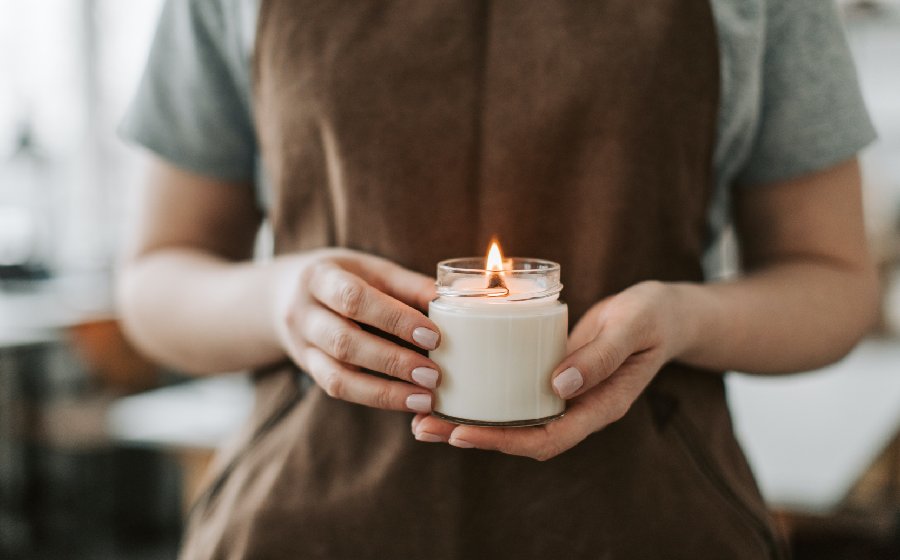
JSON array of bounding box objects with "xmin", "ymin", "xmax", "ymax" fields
[
  {"xmin": 449, "ymin": 437, "xmax": 475, "ymax": 449},
  {"xmin": 553, "ymin": 367, "xmax": 584, "ymax": 399},
  {"xmin": 415, "ymin": 432, "xmax": 444, "ymax": 443},
  {"xmin": 406, "ymin": 393, "xmax": 432, "ymax": 413},
  {"xmin": 411, "ymin": 415, "xmax": 422, "ymax": 434},
  {"xmin": 412, "ymin": 327, "xmax": 439, "ymax": 350},
  {"xmin": 411, "ymin": 367, "xmax": 439, "ymax": 389}
]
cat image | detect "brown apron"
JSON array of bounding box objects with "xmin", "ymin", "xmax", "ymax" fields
[{"xmin": 181, "ymin": 1, "xmax": 787, "ymax": 558}]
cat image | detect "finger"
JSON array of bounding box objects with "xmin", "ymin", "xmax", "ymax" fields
[
  {"xmin": 304, "ymin": 347, "xmax": 433, "ymax": 413},
  {"xmin": 346, "ymin": 254, "xmax": 438, "ymax": 312},
  {"xmin": 411, "ymin": 413, "xmax": 427, "ymax": 435},
  {"xmin": 442, "ymin": 356, "xmax": 658, "ymax": 460},
  {"xmin": 303, "ymin": 305, "xmax": 441, "ymax": 388},
  {"xmin": 550, "ymin": 322, "xmax": 640, "ymax": 401},
  {"xmin": 446, "ymin": 400, "xmax": 597, "ymax": 461},
  {"xmin": 309, "ymin": 263, "xmax": 441, "ymax": 350},
  {"xmin": 566, "ymin": 299, "xmax": 614, "ymax": 354},
  {"xmin": 411, "ymin": 414, "xmax": 457, "ymax": 443}
]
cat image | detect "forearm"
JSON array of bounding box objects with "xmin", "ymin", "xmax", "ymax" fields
[
  {"xmin": 117, "ymin": 249, "xmax": 300, "ymax": 374},
  {"xmin": 672, "ymin": 259, "xmax": 879, "ymax": 374}
]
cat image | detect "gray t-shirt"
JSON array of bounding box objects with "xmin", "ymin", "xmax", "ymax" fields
[{"xmin": 121, "ymin": 0, "xmax": 876, "ymax": 271}]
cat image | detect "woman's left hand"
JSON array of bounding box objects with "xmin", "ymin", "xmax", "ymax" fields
[{"xmin": 411, "ymin": 281, "xmax": 690, "ymax": 461}]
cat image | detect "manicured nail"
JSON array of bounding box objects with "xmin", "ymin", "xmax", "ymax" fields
[
  {"xmin": 449, "ymin": 437, "xmax": 475, "ymax": 449},
  {"xmin": 406, "ymin": 393, "xmax": 432, "ymax": 413},
  {"xmin": 412, "ymin": 327, "xmax": 439, "ymax": 350},
  {"xmin": 553, "ymin": 367, "xmax": 584, "ymax": 399},
  {"xmin": 415, "ymin": 432, "xmax": 444, "ymax": 443},
  {"xmin": 411, "ymin": 367, "xmax": 439, "ymax": 389}
]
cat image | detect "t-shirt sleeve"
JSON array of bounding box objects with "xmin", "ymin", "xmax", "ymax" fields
[
  {"xmin": 119, "ymin": 0, "xmax": 256, "ymax": 182},
  {"xmin": 735, "ymin": 0, "xmax": 876, "ymax": 187}
]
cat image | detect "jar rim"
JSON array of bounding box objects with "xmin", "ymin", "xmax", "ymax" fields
[
  {"xmin": 435, "ymin": 257, "xmax": 562, "ymax": 301},
  {"xmin": 436, "ymin": 257, "xmax": 560, "ymax": 274}
]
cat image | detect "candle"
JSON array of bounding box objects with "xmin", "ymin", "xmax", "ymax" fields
[{"xmin": 428, "ymin": 240, "xmax": 568, "ymax": 426}]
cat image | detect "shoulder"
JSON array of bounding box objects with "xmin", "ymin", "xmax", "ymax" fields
[
  {"xmin": 119, "ymin": 0, "xmax": 261, "ymax": 182},
  {"xmin": 760, "ymin": 0, "xmax": 849, "ymax": 51},
  {"xmin": 154, "ymin": 0, "xmax": 256, "ymax": 62},
  {"xmin": 737, "ymin": 0, "xmax": 876, "ymax": 187}
]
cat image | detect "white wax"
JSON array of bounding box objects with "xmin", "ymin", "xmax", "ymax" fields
[{"xmin": 428, "ymin": 287, "xmax": 567, "ymax": 425}]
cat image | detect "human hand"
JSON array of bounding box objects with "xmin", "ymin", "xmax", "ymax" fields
[
  {"xmin": 275, "ymin": 248, "xmax": 442, "ymax": 413},
  {"xmin": 411, "ymin": 281, "xmax": 690, "ymax": 460}
]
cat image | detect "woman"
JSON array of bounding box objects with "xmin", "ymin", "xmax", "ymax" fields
[{"xmin": 119, "ymin": 0, "xmax": 879, "ymax": 558}]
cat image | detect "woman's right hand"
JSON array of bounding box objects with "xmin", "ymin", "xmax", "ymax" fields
[{"xmin": 273, "ymin": 248, "xmax": 442, "ymax": 414}]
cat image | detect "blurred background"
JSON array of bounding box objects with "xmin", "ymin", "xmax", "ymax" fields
[{"xmin": 0, "ymin": 0, "xmax": 899, "ymax": 558}]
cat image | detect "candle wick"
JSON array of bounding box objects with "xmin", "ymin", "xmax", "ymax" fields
[{"xmin": 487, "ymin": 272, "xmax": 507, "ymax": 290}]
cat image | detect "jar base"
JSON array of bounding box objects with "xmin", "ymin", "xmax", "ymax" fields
[{"xmin": 431, "ymin": 410, "xmax": 565, "ymax": 427}]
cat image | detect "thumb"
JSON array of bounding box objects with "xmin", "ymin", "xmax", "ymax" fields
[{"xmin": 551, "ymin": 324, "xmax": 635, "ymax": 400}]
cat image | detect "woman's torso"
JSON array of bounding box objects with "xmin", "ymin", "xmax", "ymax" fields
[{"xmin": 179, "ymin": 1, "xmax": 784, "ymax": 558}]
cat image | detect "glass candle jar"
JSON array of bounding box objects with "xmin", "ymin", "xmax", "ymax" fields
[{"xmin": 428, "ymin": 257, "xmax": 568, "ymax": 426}]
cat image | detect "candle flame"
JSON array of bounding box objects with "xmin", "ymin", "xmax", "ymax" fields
[
  {"xmin": 485, "ymin": 239, "xmax": 508, "ymax": 292},
  {"xmin": 486, "ymin": 240, "xmax": 504, "ymax": 272}
]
